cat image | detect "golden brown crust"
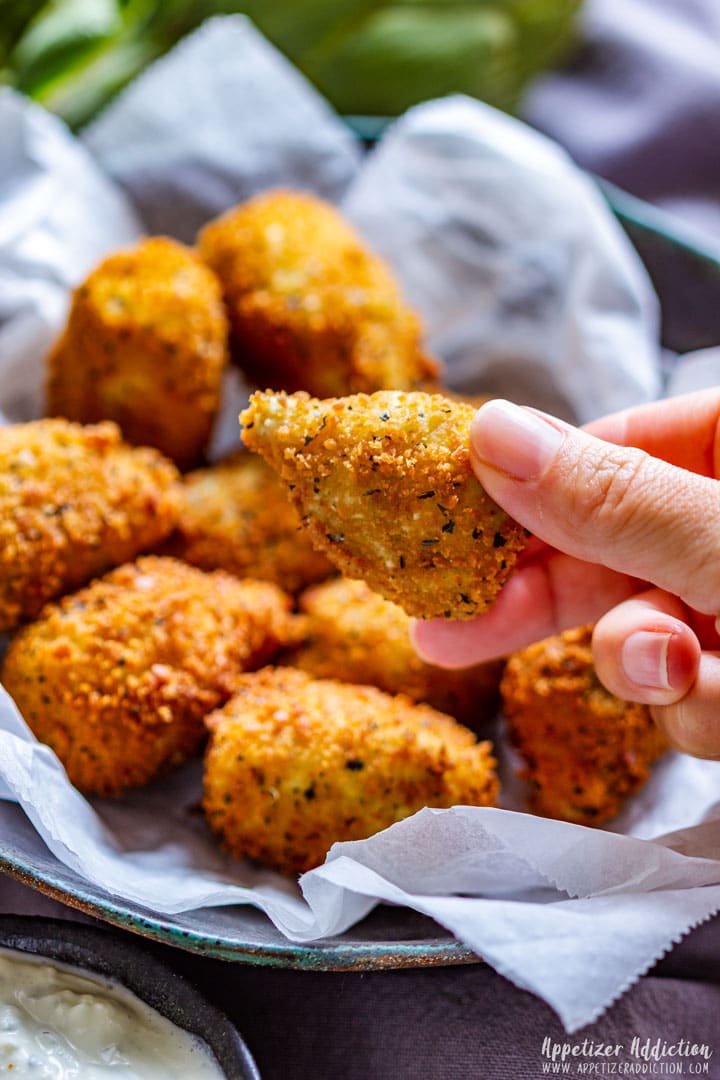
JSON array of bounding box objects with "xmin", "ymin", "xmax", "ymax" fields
[
  {"xmin": 164, "ymin": 451, "xmax": 332, "ymax": 592},
  {"xmin": 290, "ymin": 577, "xmax": 502, "ymax": 727},
  {"xmin": 202, "ymin": 666, "xmax": 499, "ymax": 875},
  {"xmin": 47, "ymin": 237, "xmax": 229, "ymax": 469},
  {"xmin": 417, "ymin": 383, "xmax": 494, "ymax": 411},
  {"xmin": 198, "ymin": 189, "xmax": 438, "ymax": 397},
  {"xmin": 501, "ymin": 624, "xmax": 668, "ymax": 825},
  {"xmin": 0, "ymin": 419, "xmax": 180, "ymax": 633},
  {"xmin": 2, "ymin": 557, "xmax": 295, "ymax": 796},
  {"xmin": 241, "ymin": 389, "xmax": 528, "ymax": 620}
]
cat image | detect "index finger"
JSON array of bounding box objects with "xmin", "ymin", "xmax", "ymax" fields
[
  {"xmin": 412, "ymin": 550, "xmax": 640, "ymax": 667},
  {"xmin": 585, "ymin": 387, "xmax": 720, "ymax": 477}
]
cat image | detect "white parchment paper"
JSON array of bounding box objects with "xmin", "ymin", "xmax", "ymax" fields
[
  {"xmin": 344, "ymin": 96, "xmax": 662, "ymax": 422},
  {"xmin": 0, "ymin": 18, "xmax": 717, "ymax": 1034},
  {"xmin": 2, "ymin": 682, "xmax": 720, "ymax": 1034},
  {"xmin": 81, "ymin": 16, "xmax": 362, "ymax": 243},
  {"xmin": 0, "ymin": 89, "xmax": 141, "ymax": 421}
]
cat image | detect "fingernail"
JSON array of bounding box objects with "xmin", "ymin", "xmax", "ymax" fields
[
  {"xmin": 470, "ymin": 400, "xmax": 566, "ymax": 480},
  {"xmin": 621, "ymin": 631, "xmax": 672, "ymax": 691},
  {"xmin": 408, "ymin": 620, "xmax": 432, "ymax": 663}
]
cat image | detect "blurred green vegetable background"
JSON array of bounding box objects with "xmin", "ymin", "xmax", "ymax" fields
[{"xmin": 0, "ymin": 0, "xmax": 582, "ymax": 129}]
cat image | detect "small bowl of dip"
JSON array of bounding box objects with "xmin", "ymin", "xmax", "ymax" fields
[{"xmin": 0, "ymin": 915, "xmax": 259, "ymax": 1079}]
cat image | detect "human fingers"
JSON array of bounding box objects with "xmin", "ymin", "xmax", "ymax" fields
[
  {"xmin": 469, "ymin": 399, "xmax": 720, "ymax": 616},
  {"xmin": 411, "ymin": 552, "xmax": 638, "ymax": 668},
  {"xmin": 651, "ymin": 654, "xmax": 720, "ymax": 759},
  {"xmin": 584, "ymin": 387, "xmax": 720, "ymax": 475},
  {"xmin": 590, "ymin": 581, "xmax": 720, "ymax": 759},
  {"xmin": 591, "ymin": 589, "xmax": 701, "ymax": 706}
]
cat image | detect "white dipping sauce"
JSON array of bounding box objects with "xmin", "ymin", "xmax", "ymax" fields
[{"xmin": 0, "ymin": 947, "xmax": 226, "ymax": 1078}]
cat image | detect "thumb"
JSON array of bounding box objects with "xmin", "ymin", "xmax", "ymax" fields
[{"xmin": 470, "ymin": 399, "xmax": 720, "ymax": 617}]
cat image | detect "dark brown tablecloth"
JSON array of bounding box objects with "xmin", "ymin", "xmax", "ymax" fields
[{"xmin": 2, "ymin": 875, "xmax": 720, "ymax": 1080}]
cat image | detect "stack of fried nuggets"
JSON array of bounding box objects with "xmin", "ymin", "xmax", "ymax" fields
[
  {"xmin": 1, "ymin": 190, "xmax": 507, "ymax": 876},
  {"xmin": 0, "ymin": 188, "xmax": 666, "ymax": 877}
]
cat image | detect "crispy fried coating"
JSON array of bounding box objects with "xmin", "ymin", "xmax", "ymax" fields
[
  {"xmin": 418, "ymin": 383, "xmax": 494, "ymax": 411},
  {"xmin": 1, "ymin": 557, "xmax": 294, "ymax": 797},
  {"xmin": 198, "ymin": 189, "xmax": 438, "ymax": 397},
  {"xmin": 47, "ymin": 237, "xmax": 229, "ymax": 469},
  {"xmin": 241, "ymin": 389, "xmax": 528, "ymax": 620},
  {"xmin": 202, "ymin": 666, "xmax": 499, "ymax": 875},
  {"xmin": 0, "ymin": 419, "xmax": 180, "ymax": 633},
  {"xmin": 291, "ymin": 577, "xmax": 502, "ymax": 727},
  {"xmin": 501, "ymin": 625, "xmax": 668, "ymax": 825},
  {"xmin": 164, "ymin": 451, "xmax": 332, "ymax": 592}
]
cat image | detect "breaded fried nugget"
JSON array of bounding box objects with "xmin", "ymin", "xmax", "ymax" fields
[
  {"xmin": 2, "ymin": 557, "xmax": 294, "ymax": 797},
  {"xmin": 0, "ymin": 419, "xmax": 180, "ymax": 633},
  {"xmin": 291, "ymin": 577, "xmax": 502, "ymax": 726},
  {"xmin": 203, "ymin": 666, "xmax": 498, "ymax": 875},
  {"xmin": 47, "ymin": 237, "xmax": 229, "ymax": 469},
  {"xmin": 165, "ymin": 451, "xmax": 332, "ymax": 592},
  {"xmin": 198, "ymin": 189, "xmax": 438, "ymax": 396},
  {"xmin": 241, "ymin": 389, "xmax": 528, "ymax": 620},
  {"xmin": 418, "ymin": 383, "xmax": 493, "ymax": 411},
  {"xmin": 501, "ymin": 625, "xmax": 668, "ymax": 826}
]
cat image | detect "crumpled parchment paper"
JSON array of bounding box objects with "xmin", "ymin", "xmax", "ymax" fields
[
  {"xmin": 0, "ymin": 89, "xmax": 141, "ymax": 422},
  {"xmin": 80, "ymin": 16, "xmax": 362, "ymax": 243},
  {"xmin": 0, "ymin": 16, "xmax": 716, "ymax": 1034},
  {"xmin": 343, "ymin": 95, "xmax": 661, "ymax": 422}
]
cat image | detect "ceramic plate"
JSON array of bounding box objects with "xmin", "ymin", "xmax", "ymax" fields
[
  {"xmin": 2, "ymin": 173, "xmax": 718, "ymax": 972},
  {"xmin": 0, "ymin": 803, "xmax": 476, "ymax": 970}
]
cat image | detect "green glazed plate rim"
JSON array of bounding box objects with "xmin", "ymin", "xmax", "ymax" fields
[{"xmin": 0, "ymin": 805, "xmax": 478, "ymax": 970}]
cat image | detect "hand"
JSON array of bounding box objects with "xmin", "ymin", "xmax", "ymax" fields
[{"xmin": 412, "ymin": 390, "xmax": 720, "ymax": 759}]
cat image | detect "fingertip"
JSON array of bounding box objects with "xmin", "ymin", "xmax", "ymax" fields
[
  {"xmin": 469, "ymin": 399, "xmax": 567, "ymax": 484},
  {"xmin": 665, "ymin": 626, "xmax": 703, "ymax": 695},
  {"xmin": 409, "ymin": 618, "xmax": 481, "ymax": 670},
  {"xmin": 593, "ymin": 596, "xmax": 701, "ymax": 706},
  {"xmin": 651, "ymin": 653, "xmax": 720, "ymax": 759},
  {"xmin": 620, "ymin": 625, "xmax": 699, "ymax": 703},
  {"xmin": 409, "ymin": 618, "xmax": 435, "ymax": 664}
]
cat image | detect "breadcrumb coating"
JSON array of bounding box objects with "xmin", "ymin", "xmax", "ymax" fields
[
  {"xmin": 164, "ymin": 451, "xmax": 332, "ymax": 592},
  {"xmin": 2, "ymin": 557, "xmax": 295, "ymax": 797},
  {"xmin": 202, "ymin": 666, "xmax": 499, "ymax": 875},
  {"xmin": 0, "ymin": 419, "xmax": 180, "ymax": 633},
  {"xmin": 47, "ymin": 237, "xmax": 229, "ymax": 469},
  {"xmin": 501, "ymin": 625, "xmax": 668, "ymax": 825},
  {"xmin": 418, "ymin": 383, "xmax": 494, "ymax": 411},
  {"xmin": 241, "ymin": 389, "xmax": 528, "ymax": 619},
  {"xmin": 291, "ymin": 577, "xmax": 502, "ymax": 727},
  {"xmin": 198, "ymin": 189, "xmax": 438, "ymax": 397}
]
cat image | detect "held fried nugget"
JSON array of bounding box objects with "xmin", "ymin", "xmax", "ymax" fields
[
  {"xmin": 165, "ymin": 451, "xmax": 332, "ymax": 592},
  {"xmin": 202, "ymin": 666, "xmax": 499, "ymax": 875},
  {"xmin": 198, "ymin": 189, "xmax": 438, "ymax": 397},
  {"xmin": 501, "ymin": 625, "xmax": 668, "ymax": 826},
  {"xmin": 47, "ymin": 237, "xmax": 229, "ymax": 469},
  {"xmin": 241, "ymin": 389, "xmax": 528, "ymax": 620},
  {"xmin": 1, "ymin": 557, "xmax": 294, "ymax": 797},
  {"xmin": 0, "ymin": 419, "xmax": 180, "ymax": 634},
  {"xmin": 291, "ymin": 577, "xmax": 502, "ymax": 727}
]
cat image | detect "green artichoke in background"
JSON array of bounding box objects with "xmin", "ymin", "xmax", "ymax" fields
[
  {"xmin": 0, "ymin": 0, "xmax": 582, "ymax": 129},
  {"xmin": 257, "ymin": 0, "xmax": 583, "ymax": 117}
]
